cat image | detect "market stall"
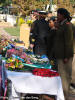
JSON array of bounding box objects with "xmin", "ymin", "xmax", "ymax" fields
[
  {"xmin": 0, "ymin": 38, "xmax": 65, "ymax": 100},
  {"xmin": 2, "ymin": 61, "xmax": 65, "ymax": 100}
]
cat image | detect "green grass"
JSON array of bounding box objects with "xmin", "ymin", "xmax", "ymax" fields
[{"xmin": 4, "ymin": 26, "xmax": 20, "ymax": 37}]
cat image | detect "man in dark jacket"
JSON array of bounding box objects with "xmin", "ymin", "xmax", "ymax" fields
[
  {"xmin": 29, "ymin": 11, "xmax": 50, "ymax": 56},
  {"xmin": 54, "ymin": 8, "xmax": 73, "ymax": 100},
  {"xmin": 29, "ymin": 10, "xmax": 39, "ymax": 46}
]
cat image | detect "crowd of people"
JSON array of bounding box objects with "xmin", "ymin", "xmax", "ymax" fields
[{"xmin": 29, "ymin": 8, "xmax": 75, "ymax": 100}]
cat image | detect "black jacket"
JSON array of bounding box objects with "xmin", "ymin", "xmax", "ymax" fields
[
  {"xmin": 29, "ymin": 18, "xmax": 50, "ymax": 55},
  {"xmin": 46, "ymin": 28, "xmax": 56, "ymax": 59}
]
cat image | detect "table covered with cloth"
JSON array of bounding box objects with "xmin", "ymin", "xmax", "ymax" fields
[{"xmin": 2, "ymin": 60, "xmax": 65, "ymax": 100}]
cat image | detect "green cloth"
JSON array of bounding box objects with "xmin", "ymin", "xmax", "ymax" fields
[{"xmin": 23, "ymin": 63, "xmax": 52, "ymax": 69}]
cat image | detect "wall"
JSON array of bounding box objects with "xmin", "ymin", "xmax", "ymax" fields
[{"xmin": 7, "ymin": 15, "xmax": 17, "ymax": 26}]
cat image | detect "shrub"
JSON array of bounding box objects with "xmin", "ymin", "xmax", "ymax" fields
[
  {"xmin": 17, "ymin": 17, "xmax": 25, "ymax": 26},
  {"xmin": 26, "ymin": 20, "xmax": 33, "ymax": 26}
]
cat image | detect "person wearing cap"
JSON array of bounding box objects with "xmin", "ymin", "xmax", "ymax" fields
[
  {"xmin": 29, "ymin": 10, "xmax": 39, "ymax": 49},
  {"xmin": 29, "ymin": 10, "xmax": 50, "ymax": 56},
  {"xmin": 53, "ymin": 8, "xmax": 73, "ymax": 100},
  {"xmin": 45, "ymin": 11, "xmax": 53, "ymax": 21}
]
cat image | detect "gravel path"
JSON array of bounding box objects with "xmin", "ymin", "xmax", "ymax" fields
[
  {"xmin": 0, "ymin": 27, "xmax": 19, "ymax": 40},
  {"xmin": 0, "ymin": 22, "xmax": 18, "ymax": 40},
  {"xmin": 0, "ymin": 27, "xmax": 12, "ymax": 39}
]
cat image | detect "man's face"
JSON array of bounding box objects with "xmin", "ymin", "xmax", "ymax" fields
[
  {"xmin": 30, "ymin": 14, "xmax": 35, "ymax": 20},
  {"xmin": 47, "ymin": 13, "xmax": 52, "ymax": 18}
]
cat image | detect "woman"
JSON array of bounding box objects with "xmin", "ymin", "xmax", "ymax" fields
[{"xmin": 46, "ymin": 16, "xmax": 58, "ymax": 71}]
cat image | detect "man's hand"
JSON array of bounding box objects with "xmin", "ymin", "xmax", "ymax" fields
[{"xmin": 29, "ymin": 44, "xmax": 34, "ymax": 48}]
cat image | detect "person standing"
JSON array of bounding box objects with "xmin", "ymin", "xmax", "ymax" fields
[
  {"xmin": 29, "ymin": 11, "xmax": 50, "ymax": 56},
  {"xmin": 29, "ymin": 10, "xmax": 39, "ymax": 49},
  {"xmin": 45, "ymin": 11, "xmax": 53, "ymax": 21},
  {"xmin": 54, "ymin": 8, "xmax": 74, "ymax": 100},
  {"xmin": 46, "ymin": 16, "xmax": 58, "ymax": 71}
]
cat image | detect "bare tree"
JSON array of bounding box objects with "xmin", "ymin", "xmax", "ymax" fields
[{"xmin": 12, "ymin": 0, "xmax": 50, "ymax": 16}]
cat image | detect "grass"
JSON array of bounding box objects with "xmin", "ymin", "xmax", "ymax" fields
[{"xmin": 4, "ymin": 26, "xmax": 20, "ymax": 37}]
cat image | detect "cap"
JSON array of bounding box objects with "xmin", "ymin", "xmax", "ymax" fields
[{"xmin": 38, "ymin": 11, "xmax": 47, "ymax": 15}]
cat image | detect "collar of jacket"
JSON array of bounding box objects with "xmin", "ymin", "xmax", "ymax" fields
[{"xmin": 60, "ymin": 19, "xmax": 68, "ymax": 25}]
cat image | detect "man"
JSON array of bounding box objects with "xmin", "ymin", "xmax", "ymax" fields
[
  {"xmin": 54, "ymin": 8, "xmax": 73, "ymax": 100},
  {"xmin": 45, "ymin": 11, "xmax": 53, "ymax": 21},
  {"xmin": 29, "ymin": 11, "xmax": 50, "ymax": 56},
  {"xmin": 29, "ymin": 10, "xmax": 39, "ymax": 50}
]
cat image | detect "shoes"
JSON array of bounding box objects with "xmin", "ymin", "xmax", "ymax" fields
[
  {"xmin": 70, "ymin": 83, "xmax": 75, "ymax": 94},
  {"xmin": 70, "ymin": 83, "xmax": 75, "ymax": 89}
]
